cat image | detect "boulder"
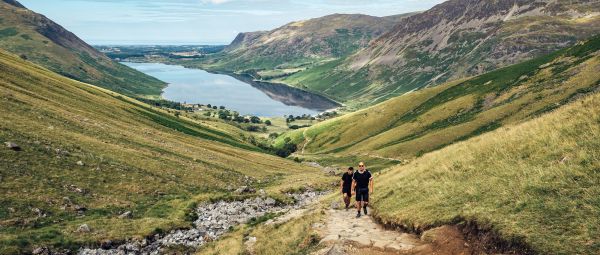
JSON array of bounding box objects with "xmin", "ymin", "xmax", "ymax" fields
[
  {"xmin": 77, "ymin": 224, "xmax": 91, "ymax": 233},
  {"xmin": 32, "ymin": 247, "xmax": 49, "ymax": 255},
  {"xmin": 100, "ymin": 240, "xmax": 113, "ymax": 249},
  {"xmin": 234, "ymin": 186, "xmax": 256, "ymax": 194},
  {"xmin": 304, "ymin": 162, "xmax": 321, "ymax": 168},
  {"xmin": 4, "ymin": 142, "xmax": 20, "ymax": 151},
  {"xmin": 330, "ymin": 201, "xmax": 340, "ymax": 210},
  {"xmin": 76, "ymin": 161, "xmax": 85, "ymax": 166},
  {"xmin": 265, "ymin": 198, "xmax": 276, "ymax": 206},
  {"xmin": 32, "ymin": 208, "xmax": 45, "ymax": 217},
  {"xmin": 73, "ymin": 204, "xmax": 87, "ymax": 212},
  {"xmin": 119, "ymin": 211, "xmax": 133, "ymax": 219}
]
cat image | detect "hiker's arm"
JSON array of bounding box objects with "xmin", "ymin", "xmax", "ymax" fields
[
  {"xmin": 369, "ymin": 178, "xmax": 374, "ymax": 194},
  {"xmin": 351, "ymin": 180, "xmax": 356, "ymax": 195},
  {"xmin": 340, "ymin": 180, "xmax": 343, "ymax": 193}
]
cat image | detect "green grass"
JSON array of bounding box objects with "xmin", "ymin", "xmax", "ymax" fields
[
  {"xmin": 271, "ymin": 9, "xmax": 600, "ymax": 107},
  {"xmin": 372, "ymin": 91, "xmax": 600, "ymax": 254},
  {"xmin": 0, "ymin": 27, "xmax": 17, "ymax": 38},
  {"xmin": 0, "ymin": 2, "xmax": 166, "ymax": 97},
  {"xmin": 197, "ymin": 208, "xmax": 325, "ymax": 255},
  {"xmin": 276, "ymin": 36, "xmax": 600, "ymax": 162},
  {"xmin": 0, "ymin": 49, "xmax": 333, "ymax": 254}
]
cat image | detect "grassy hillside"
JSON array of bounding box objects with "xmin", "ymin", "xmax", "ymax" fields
[
  {"xmin": 371, "ymin": 89, "xmax": 600, "ymax": 254},
  {"xmin": 277, "ymin": 35, "xmax": 600, "ymax": 162},
  {"xmin": 277, "ymin": 0, "xmax": 600, "ymax": 107},
  {"xmin": 179, "ymin": 13, "xmax": 415, "ymax": 80},
  {"xmin": 0, "ymin": 49, "xmax": 330, "ymax": 254},
  {"xmin": 0, "ymin": 0, "xmax": 166, "ymax": 97}
]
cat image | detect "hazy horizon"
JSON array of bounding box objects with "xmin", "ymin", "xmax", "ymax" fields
[{"xmin": 18, "ymin": 0, "xmax": 445, "ymax": 45}]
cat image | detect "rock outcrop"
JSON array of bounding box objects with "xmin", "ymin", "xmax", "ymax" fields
[{"xmin": 79, "ymin": 192, "xmax": 324, "ymax": 255}]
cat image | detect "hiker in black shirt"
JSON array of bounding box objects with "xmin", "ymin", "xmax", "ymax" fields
[
  {"xmin": 351, "ymin": 162, "xmax": 373, "ymax": 218},
  {"xmin": 340, "ymin": 167, "xmax": 354, "ymax": 209}
]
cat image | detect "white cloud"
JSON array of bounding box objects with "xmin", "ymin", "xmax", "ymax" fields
[
  {"xmin": 20, "ymin": 0, "xmax": 444, "ymax": 44},
  {"xmin": 201, "ymin": 0, "xmax": 231, "ymax": 4}
]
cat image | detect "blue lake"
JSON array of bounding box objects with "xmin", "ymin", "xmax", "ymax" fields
[{"xmin": 122, "ymin": 62, "xmax": 338, "ymax": 117}]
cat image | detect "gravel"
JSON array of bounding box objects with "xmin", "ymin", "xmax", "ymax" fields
[{"xmin": 78, "ymin": 191, "xmax": 324, "ymax": 255}]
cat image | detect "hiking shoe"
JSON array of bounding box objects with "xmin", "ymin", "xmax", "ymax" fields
[
  {"xmin": 356, "ymin": 212, "xmax": 361, "ymax": 218},
  {"xmin": 363, "ymin": 206, "xmax": 368, "ymax": 215}
]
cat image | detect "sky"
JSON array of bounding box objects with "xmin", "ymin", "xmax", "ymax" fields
[{"xmin": 19, "ymin": 0, "xmax": 445, "ymax": 45}]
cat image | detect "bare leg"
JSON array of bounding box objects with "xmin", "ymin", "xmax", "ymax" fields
[{"xmin": 343, "ymin": 194, "xmax": 350, "ymax": 208}]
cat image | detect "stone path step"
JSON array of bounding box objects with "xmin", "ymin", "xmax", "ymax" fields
[{"xmin": 312, "ymin": 209, "xmax": 431, "ymax": 255}]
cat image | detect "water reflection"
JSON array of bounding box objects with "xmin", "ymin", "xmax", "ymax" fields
[{"xmin": 122, "ymin": 62, "xmax": 339, "ymax": 117}]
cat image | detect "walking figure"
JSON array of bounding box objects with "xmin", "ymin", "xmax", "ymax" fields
[
  {"xmin": 352, "ymin": 162, "xmax": 373, "ymax": 218},
  {"xmin": 340, "ymin": 167, "xmax": 354, "ymax": 209}
]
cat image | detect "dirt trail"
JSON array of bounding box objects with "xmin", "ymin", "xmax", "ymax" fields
[
  {"xmin": 312, "ymin": 209, "xmax": 472, "ymax": 255},
  {"xmin": 301, "ymin": 128, "xmax": 312, "ymax": 154}
]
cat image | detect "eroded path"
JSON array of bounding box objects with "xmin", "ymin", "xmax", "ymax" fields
[{"xmin": 312, "ymin": 209, "xmax": 471, "ymax": 255}]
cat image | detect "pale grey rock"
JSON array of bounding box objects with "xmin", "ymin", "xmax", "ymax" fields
[
  {"xmin": 77, "ymin": 224, "xmax": 91, "ymax": 233},
  {"xmin": 118, "ymin": 211, "xmax": 132, "ymax": 219},
  {"xmin": 4, "ymin": 142, "xmax": 20, "ymax": 151},
  {"xmin": 77, "ymin": 191, "xmax": 327, "ymax": 254}
]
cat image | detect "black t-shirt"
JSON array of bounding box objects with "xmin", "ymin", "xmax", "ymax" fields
[
  {"xmin": 341, "ymin": 172, "xmax": 353, "ymax": 189},
  {"xmin": 353, "ymin": 170, "xmax": 372, "ymax": 189}
]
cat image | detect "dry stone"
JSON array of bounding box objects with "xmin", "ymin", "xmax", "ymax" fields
[
  {"xmin": 118, "ymin": 211, "xmax": 132, "ymax": 219},
  {"xmin": 77, "ymin": 224, "xmax": 91, "ymax": 233},
  {"xmin": 4, "ymin": 142, "xmax": 20, "ymax": 151},
  {"xmin": 312, "ymin": 209, "xmax": 432, "ymax": 255},
  {"xmin": 79, "ymin": 191, "xmax": 325, "ymax": 255}
]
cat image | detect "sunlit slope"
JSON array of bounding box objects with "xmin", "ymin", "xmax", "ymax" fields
[
  {"xmin": 279, "ymin": 36, "xmax": 600, "ymax": 160},
  {"xmin": 197, "ymin": 13, "xmax": 413, "ymax": 72},
  {"xmin": 372, "ymin": 90, "xmax": 600, "ymax": 254},
  {"xmin": 0, "ymin": 0, "xmax": 165, "ymax": 96},
  {"xmin": 0, "ymin": 50, "xmax": 327, "ymax": 253},
  {"xmin": 279, "ymin": 0, "xmax": 600, "ymax": 107}
]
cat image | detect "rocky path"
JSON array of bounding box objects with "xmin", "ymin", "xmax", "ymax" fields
[
  {"xmin": 78, "ymin": 192, "xmax": 324, "ymax": 255},
  {"xmin": 312, "ymin": 209, "xmax": 432, "ymax": 255}
]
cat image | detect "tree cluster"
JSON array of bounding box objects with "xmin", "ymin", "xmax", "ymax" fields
[
  {"xmin": 275, "ymin": 137, "xmax": 297, "ymax": 158},
  {"xmin": 285, "ymin": 114, "xmax": 315, "ymax": 123}
]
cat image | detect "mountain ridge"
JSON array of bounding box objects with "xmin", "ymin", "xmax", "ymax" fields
[
  {"xmin": 194, "ymin": 12, "xmax": 417, "ymax": 72},
  {"xmin": 0, "ymin": 0, "xmax": 166, "ymax": 96},
  {"xmin": 200, "ymin": 0, "xmax": 600, "ymax": 108}
]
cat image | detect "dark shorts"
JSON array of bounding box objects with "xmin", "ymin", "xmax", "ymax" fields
[
  {"xmin": 355, "ymin": 188, "xmax": 369, "ymax": 202},
  {"xmin": 342, "ymin": 187, "xmax": 352, "ymax": 197}
]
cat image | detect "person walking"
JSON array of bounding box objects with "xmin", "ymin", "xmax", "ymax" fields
[
  {"xmin": 351, "ymin": 162, "xmax": 373, "ymax": 218},
  {"xmin": 340, "ymin": 167, "xmax": 354, "ymax": 209}
]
